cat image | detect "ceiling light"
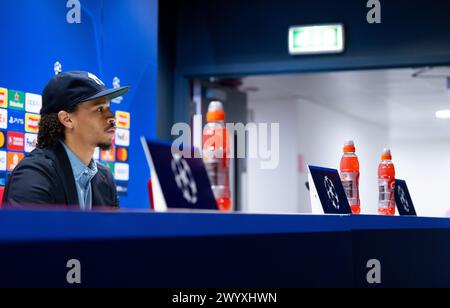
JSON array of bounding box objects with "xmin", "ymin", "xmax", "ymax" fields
[{"xmin": 435, "ymin": 110, "xmax": 450, "ymax": 119}]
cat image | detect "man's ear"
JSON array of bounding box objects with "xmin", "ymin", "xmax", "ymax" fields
[{"xmin": 57, "ymin": 111, "xmax": 74, "ymax": 129}]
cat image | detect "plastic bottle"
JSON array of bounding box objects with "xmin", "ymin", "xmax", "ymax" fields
[
  {"xmin": 340, "ymin": 140, "xmax": 360, "ymax": 214},
  {"xmin": 202, "ymin": 101, "xmax": 232, "ymax": 212},
  {"xmin": 378, "ymin": 148, "xmax": 396, "ymax": 216}
]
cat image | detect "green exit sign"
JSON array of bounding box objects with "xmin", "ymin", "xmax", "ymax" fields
[{"xmin": 288, "ymin": 24, "xmax": 344, "ymax": 55}]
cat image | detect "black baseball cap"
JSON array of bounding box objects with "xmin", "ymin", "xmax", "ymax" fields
[{"xmin": 41, "ymin": 71, "xmax": 130, "ymax": 115}]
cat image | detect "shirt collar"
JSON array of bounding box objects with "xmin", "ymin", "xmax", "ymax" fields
[{"xmin": 61, "ymin": 142, "xmax": 98, "ymax": 180}]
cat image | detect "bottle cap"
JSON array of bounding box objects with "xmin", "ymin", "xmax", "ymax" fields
[
  {"xmin": 343, "ymin": 140, "xmax": 356, "ymax": 153},
  {"xmin": 381, "ymin": 148, "xmax": 392, "ymax": 160},
  {"xmin": 206, "ymin": 101, "xmax": 225, "ymax": 122}
]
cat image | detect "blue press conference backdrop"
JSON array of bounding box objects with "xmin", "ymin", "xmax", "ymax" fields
[{"xmin": 0, "ymin": 0, "xmax": 158, "ymax": 208}]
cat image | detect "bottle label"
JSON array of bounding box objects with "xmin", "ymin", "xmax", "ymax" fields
[
  {"xmin": 203, "ymin": 127, "xmax": 230, "ymax": 189},
  {"xmin": 341, "ymin": 171, "xmax": 359, "ymax": 205},
  {"xmin": 378, "ymin": 178, "xmax": 395, "ymax": 209},
  {"xmin": 202, "ymin": 127, "xmax": 229, "ymax": 160}
]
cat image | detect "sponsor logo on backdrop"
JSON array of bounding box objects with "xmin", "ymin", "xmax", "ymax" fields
[
  {"xmin": 25, "ymin": 93, "xmax": 42, "ymax": 114},
  {"xmin": 25, "ymin": 113, "xmax": 40, "ymax": 133},
  {"xmin": 115, "ymin": 111, "xmax": 130, "ymax": 129},
  {"xmin": 8, "ymin": 90, "xmax": 25, "ymax": 110},
  {"xmin": 0, "ymin": 151, "xmax": 6, "ymax": 171},
  {"xmin": 115, "ymin": 128, "xmax": 130, "ymax": 147},
  {"xmin": 0, "ymin": 131, "xmax": 5, "ymax": 149},
  {"xmin": 117, "ymin": 147, "xmax": 128, "ymax": 162},
  {"xmin": 100, "ymin": 146, "xmax": 115, "ymax": 162},
  {"xmin": 7, "ymin": 152, "xmax": 24, "ymax": 171},
  {"xmin": 0, "ymin": 88, "xmax": 8, "ymax": 108},
  {"xmin": 102, "ymin": 162, "xmax": 115, "ymax": 175},
  {"xmin": 0, "ymin": 109, "xmax": 7, "ymax": 130},
  {"xmin": 8, "ymin": 110, "xmax": 25, "ymax": 131},
  {"xmin": 24, "ymin": 133, "xmax": 38, "ymax": 153},
  {"xmin": 7, "ymin": 132, "xmax": 24, "ymax": 152},
  {"xmin": 114, "ymin": 163, "xmax": 129, "ymax": 181},
  {"xmin": 116, "ymin": 182, "xmax": 128, "ymax": 195}
]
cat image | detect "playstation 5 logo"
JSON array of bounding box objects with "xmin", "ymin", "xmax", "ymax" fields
[
  {"xmin": 66, "ymin": 0, "xmax": 81, "ymax": 24},
  {"xmin": 9, "ymin": 116, "xmax": 24, "ymax": 126}
]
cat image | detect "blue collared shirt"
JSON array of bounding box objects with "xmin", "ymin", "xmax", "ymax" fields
[{"xmin": 61, "ymin": 142, "xmax": 98, "ymax": 211}]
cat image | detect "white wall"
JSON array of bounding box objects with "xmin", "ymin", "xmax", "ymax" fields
[
  {"xmin": 244, "ymin": 98, "xmax": 299, "ymax": 213},
  {"xmin": 245, "ymin": 97, "xmax": 389, "ymax": 214},
  {"xmin": 391, "ymin": 138, "xmax": 450, "ymax": 217}
]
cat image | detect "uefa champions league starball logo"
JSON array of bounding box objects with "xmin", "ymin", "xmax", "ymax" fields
[
  {"xmin": 112, "ymin": 77, "xmax": 124, "ymax": 104},
  {"xmin": 324, "ymin": 176, "xmax": 340, "ymax": 210},
  {"xmin": 171, "ymin": 153, "xmax": 198, "ymax": 204},
  {"xmin": 54, "ymin": 61, "xmax": 62, "ymax": 75},
  {"xmin": 398, "ymin": 185, "xmax": 410, "ymax": 213},
  {"xmin": 113, "ymin": 77, "xmax": 121, "ymax": 89}
]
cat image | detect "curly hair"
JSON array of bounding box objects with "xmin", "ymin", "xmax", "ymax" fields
[{"xmin": 37, "ymin": 105, "xmax": 78, "ymax": 149}]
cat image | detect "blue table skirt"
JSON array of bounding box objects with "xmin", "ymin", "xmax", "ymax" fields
[{"xmin": 0, "ymin": 209, "xmax": 448, "ymax": 287}]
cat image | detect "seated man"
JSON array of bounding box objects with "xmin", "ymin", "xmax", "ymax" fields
[{"xmin": 2, "ymin": 71, "xmax": 129, "ymax": 209}]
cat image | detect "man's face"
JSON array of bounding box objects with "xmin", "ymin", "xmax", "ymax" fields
[{"xmin": 69, "ymin": 97, "xmax": 116, "ymax": 149}]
